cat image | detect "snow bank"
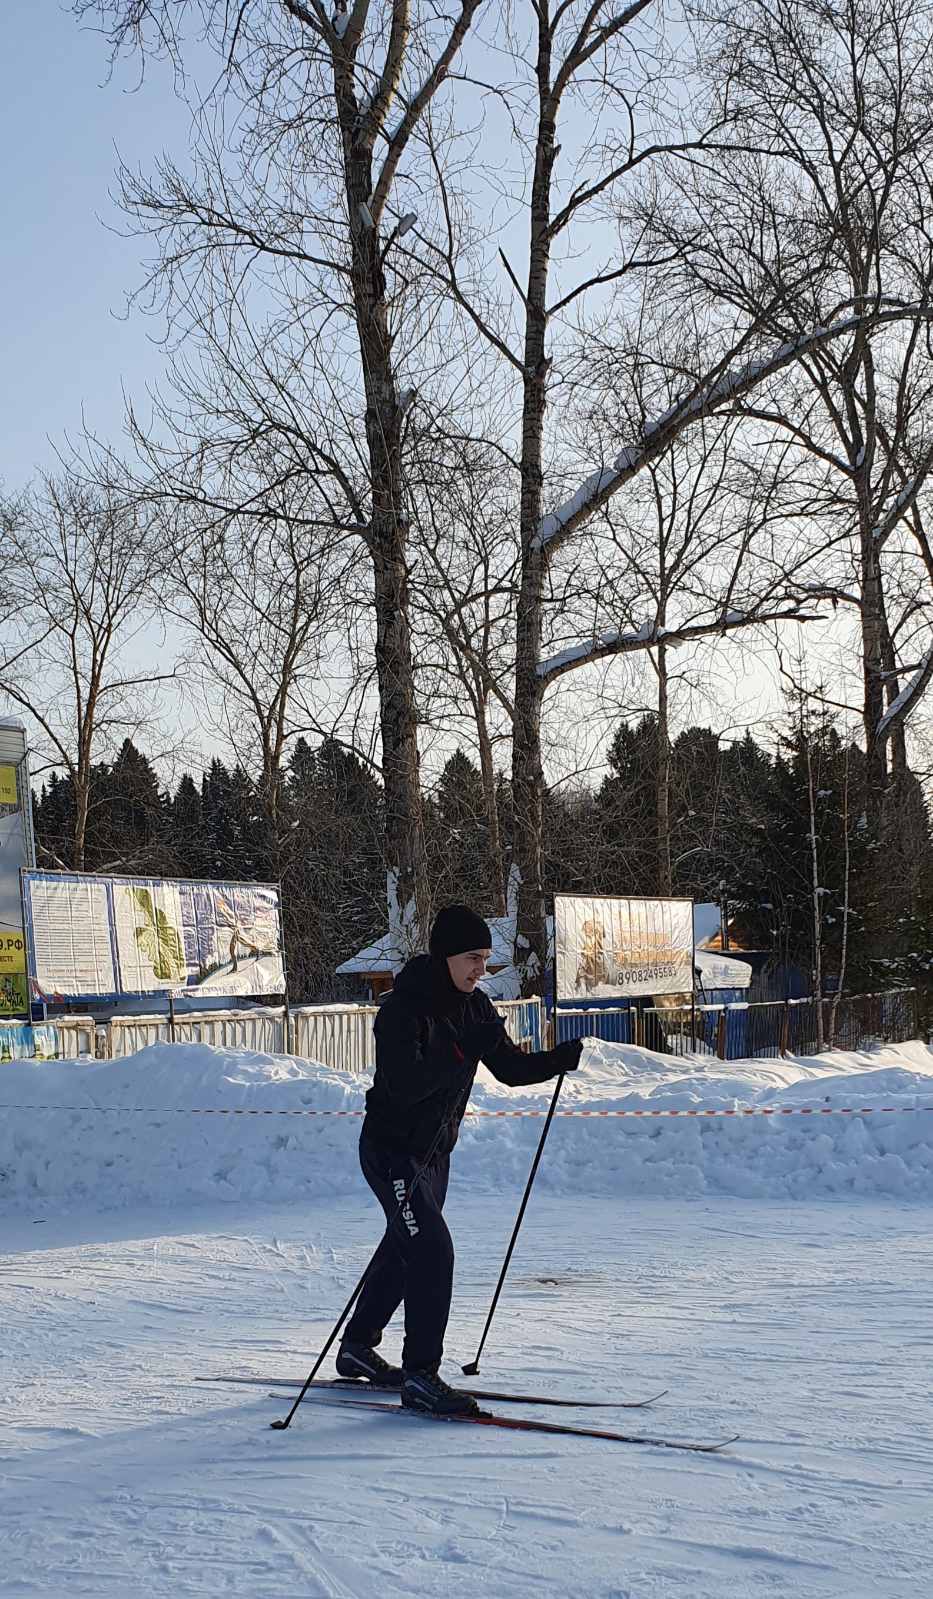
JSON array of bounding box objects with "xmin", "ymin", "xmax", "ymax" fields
[
  {"xmin": 0, "ymin": 1046, "xmax": 366, "ymax": 1214},
  {"xmin": 2, "ymin": 1038, "xmax": 933, "ymax": 1213}
]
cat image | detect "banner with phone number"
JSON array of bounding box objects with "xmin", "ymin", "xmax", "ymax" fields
[{"xmin": 554, "ymin": 893, "xmax": 694, "ymax": 1001}]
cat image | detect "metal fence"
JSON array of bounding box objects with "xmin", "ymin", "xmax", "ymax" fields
[
  {"xmin": 5, "ymin": 989, "xmax": 915, "ymax": 1067},
  {"xmin": 555, "ymin": 1006, "xmax": 634, "ymax": 1046},
  {"xmin": 555, "ymin": 989, "xmax": 918, "ymax": 1061},
  {"xmin": 99, "ymin": 994, "xmax": 544, "ymax": 1072},
  {"xmin": 105, "ymin": 1006, "xmax": 287, "ymax": 1060}
]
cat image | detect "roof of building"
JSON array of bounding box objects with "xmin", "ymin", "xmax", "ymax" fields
[{"xmin": 335, "ymin": 915, "xmax": 523, "ymax": 976}]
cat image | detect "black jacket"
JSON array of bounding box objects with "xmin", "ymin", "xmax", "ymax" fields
[{"xmin": 362, "ymin": 954, "xmax": 574, "ymax": 1159}]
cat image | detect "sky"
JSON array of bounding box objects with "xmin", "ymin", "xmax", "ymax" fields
[
  {"xmin": 0, "ymin": 2, "xmax": 869, "ymax": 794},
  {"xmin": 1, "ymin": 2, "xmax": 196, "ymax": 493},
  {"xmin": 2, "ymin": 3, "xmax": 261, "ymax": 781}
]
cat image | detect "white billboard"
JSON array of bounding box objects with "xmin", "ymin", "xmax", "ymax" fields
[
  {"xmin": 23, "ymin": 872, "xmax": 286, "ymax": 1002},
  {"xmin": 554, "ymin": 893, "xmax": 694, "ymax": 1001}
]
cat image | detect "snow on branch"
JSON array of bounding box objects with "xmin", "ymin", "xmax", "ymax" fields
[
  {"xmin": 534, "ymin": 304, "xmax": 933, "ymax": 553},
  {"xmin": 537, "ymin": 606, "xmax": 821, "ymax": 681},
  {"xmin": 875, "ymin": 640, "xmax": 933, "ymax": 743},
  {"xmin": 871, "ymin": 440, "xmax": 933, "ymax": 544}
]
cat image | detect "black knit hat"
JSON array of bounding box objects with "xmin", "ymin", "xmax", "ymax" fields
[{"xmin": 429, "ymin": 904, "xmax": 493, "ymax": 958}]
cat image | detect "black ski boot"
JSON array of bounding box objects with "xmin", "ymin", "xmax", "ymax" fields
[
  {"xmin": 335, "ymin": 1340, "xmax": 403, "ymax": 1386},
  {"xmin": 400, "ymin": 1369, "xmax": 481, "ymax": 1416}
]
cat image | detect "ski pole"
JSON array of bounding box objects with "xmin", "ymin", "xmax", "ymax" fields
[
  {"xmin": 462, "ymin": 1071, "xmax": 565, "ymax": 1375},
  {"xmin": 272, "ymin": 1077, "xmax": 471, "ymax": 1432}
]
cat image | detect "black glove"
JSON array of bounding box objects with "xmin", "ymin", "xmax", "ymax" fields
[
  {"xmin": 553, "ymin": 1037, "xmax": 584, "ymax": 1073},
  {"xmin": 459, "ymin": 1019, "xmax": 507, "ymax": 1059}
]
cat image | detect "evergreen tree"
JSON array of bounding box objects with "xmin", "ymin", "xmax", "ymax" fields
[
  {"xmin": 717, "ymin": 730, "xmax": 782, "ymax": 947},
  {"xmin": 283, "ymin": 738, "xmax": 384, "ymax": 998},
  {"xmin": 93, "ymin": 740, "xmax": 170, "ymax": 871},
  {"xmin": 171, "ymin": 774, "xmax": 208, "ymax": 877},
  {"xmin": 426, "ymin": 749, "xmax": 498, "ymax": 912},
  {"xmin": 200, "ymin": 761, "xmax": 266, "ymax": 881},
  {"xmin": 34, "ymin": 747, "xmax": 171, "ymax": 874},
  {"xmin": 593, "ymin": 715, "xmax": 660, "ymax": 895},
  {"xmin": 670, "ymin": 727, "xmax": 727, "ymax": 899},
  {"xmin": 543, "ymin": 784, "xmax": 602, "ymax": 897},
  {"xmin": 33, "ymin": 772, "xmax": 77, "ymax": 870}
]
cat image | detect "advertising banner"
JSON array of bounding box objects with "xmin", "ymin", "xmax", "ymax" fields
[
  {"xmin": 554, "ymin": 893, "xmax": 694, "ymax": 1001},
  {"xmin": 0, "ymin": 761, "xmax": 30, "ymax": 1015},
  {"xmin": 23, "ymin": 872, "xmax": 286, "ymax": 1002},
  {"xmin": 0, "ymin": 1022, "xmax": 60, "ymax": 1061}
]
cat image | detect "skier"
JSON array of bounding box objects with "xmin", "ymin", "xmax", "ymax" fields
[{"xmin": 336, "ymin": 903, "xmax": 584, "ymax": 1416}]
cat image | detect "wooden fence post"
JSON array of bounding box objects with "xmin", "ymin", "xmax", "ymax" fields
[
  {"xmin": 716, "ymin": 1008, "xmax": 727, "ymax": 1061},
  {"xmin": 779, "ymin": 1002, "xmax": 790, "ymax": 1059}
]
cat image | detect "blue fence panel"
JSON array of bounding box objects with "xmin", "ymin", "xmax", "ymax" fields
[
  {"xmin": 494, "ymin": 996, "xmax": 545, "ymax": 1051},
  {"xmin": 723, "ymin": 1005, "xmax": 749, "ymax": 1059},
  {"xmin": 514, "ymin": 997, "xmax": 543, "ymax": 1051},
  {"xmin": 555, "ymin": 1006, "xmax": 633, "ymax": 1045}
]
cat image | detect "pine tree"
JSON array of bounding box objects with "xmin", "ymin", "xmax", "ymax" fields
[
  {"xmin": 669, "ymin": 727, "xmax": 726, "ymax": 899},
  {"xmin": 33, "ymin": 772, "xmax": 77, "ymax": 870}
]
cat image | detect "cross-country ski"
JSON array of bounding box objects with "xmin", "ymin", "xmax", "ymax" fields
[
  {"xmin": 273, "ymin": 1389, "xmax": 737, "ymax": 1452},
  {"xmin": 197, "ymin": 1373, "xmax": 668, "ymax": 1408}
]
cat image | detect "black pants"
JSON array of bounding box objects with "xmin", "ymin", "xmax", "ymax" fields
[{"xmin": 344, "ymin": 1136, "xmax": 454, "ymax": 1373}]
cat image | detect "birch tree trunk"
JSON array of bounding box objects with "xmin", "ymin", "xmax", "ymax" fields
[
  {"xmin": 828, "ymin": 743, "xmax": 851, "ymax": 1049},
  {"xmin": 804, "ymin": 720, "xmax": 825, "ymax": 1051},
  {"xmin": 655, "ymin": 643, "xmax": 672, "ymax": 897},
  {"xmin": 511, "ymin": 19, "xmax": 560, "ymax": 991},
  {"xmin": 472, "ymin": 668, "xmax": 506, "ymax": 916}
]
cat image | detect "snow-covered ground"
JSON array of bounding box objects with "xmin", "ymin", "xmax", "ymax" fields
[{"xmin": 3, "ymin": 1037, "xmax": 933, "ymax": 1596}]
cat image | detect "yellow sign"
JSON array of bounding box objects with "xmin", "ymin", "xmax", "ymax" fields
[
  {"xmin": 0, "ymin": 765, "xmax": 16, "ymax": 806},
  {"xmin": 0, "ymin": 939, "xmax": 27, "ymax": 1015},
  {"xmin": 0, "ymin": 933, "xmax": 26, "ymax": 972},
  {"xmin": 0, "ymin": 974, "xmax": 28, "ymax": 1015}
]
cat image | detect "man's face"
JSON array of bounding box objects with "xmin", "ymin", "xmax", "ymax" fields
[{"xmin": 446, "ymin": 948, "xmax": 491, "ymax": 993}]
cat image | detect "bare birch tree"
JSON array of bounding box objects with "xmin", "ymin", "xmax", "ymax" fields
[
  {"xmin": 410, "ymin": 432, "xmax": 518, "ymax": 914},
  {"xmin": 398, "ymin": 1, "xmax": 933, "ymax": 988},
  {"xmin": 160, "ymin": 497, "xmax": 361, "ymax": 859},
  {"xmin": 0, "ymin": 472, "xmax": 171, "ymax": 870},
  {"xmin": 649, "ymin": 0, "xmax": 933, "ymax": 820},
  {"xmin": 74, "ymin": 0, "xmax": 486, "ymax": 960}
]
